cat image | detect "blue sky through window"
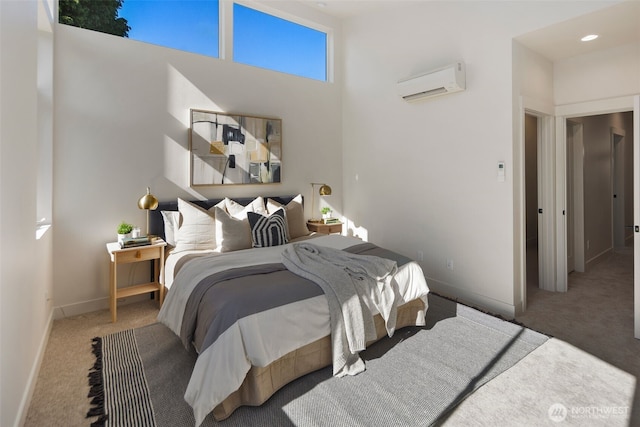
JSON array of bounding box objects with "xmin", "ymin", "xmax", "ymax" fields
[
  {"xmin": 233, "ymin": 4, "xmax": 327, "ymax": 81},
  {"xmin": 119, "ymin": 0, "xmax": 220, "ymax": 58},
  {"xmin": 116, "ymin": 1, "xmax": 327, "ymax": 81}
]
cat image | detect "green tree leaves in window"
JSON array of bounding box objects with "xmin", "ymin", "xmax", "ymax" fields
[{"xmin": 59, "ymin": 0, "xmax": 130, "ymax": 37}]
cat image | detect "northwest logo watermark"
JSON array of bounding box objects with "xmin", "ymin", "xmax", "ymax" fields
[{"xmin": 548, "ymin": 403, "xmax": 629, "ymax": 422}]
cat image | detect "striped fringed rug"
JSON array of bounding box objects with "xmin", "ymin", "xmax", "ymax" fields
[
  {"xmin": 84, "ymin": 295, "xmax": 551, "ymax": 427},
  {"xmin": 87, "ymin": 330, "xmax": 156, "ymax": 427}
]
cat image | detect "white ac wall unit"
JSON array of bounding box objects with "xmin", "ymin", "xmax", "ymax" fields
[{"xmin": 397, "ymin": 62, "xmax": 466, "ymax": 102}]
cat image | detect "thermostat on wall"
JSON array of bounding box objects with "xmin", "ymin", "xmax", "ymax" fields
[{"xmin": 497, "ymin": 161, "xmax": 505, "ymax": 182}]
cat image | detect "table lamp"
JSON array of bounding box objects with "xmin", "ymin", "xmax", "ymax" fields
[
  {"xmin": 309, "ymin": 182, "xmax": 332, "ymax": 223},
  {"xmin": 137, "ymin": 187, "xmax": 159, "ymax": 237}
]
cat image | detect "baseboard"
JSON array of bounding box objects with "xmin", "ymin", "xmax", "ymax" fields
[
  {"xmin": 586, "ymin": 247, "xmax": 613, "ymax": 270},
  {"xmin": 53, "ymin": 294, "xmax": 149, "ymax": 319},
  {"xmin": 424, "ymin": 277, "xmax": 516, "ymax": 319},
  {"xmin": 15, "ymin": 308, "xmax": 53, "ymax": 427}
]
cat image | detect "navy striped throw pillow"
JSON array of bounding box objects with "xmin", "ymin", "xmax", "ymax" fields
[{"xmin": 247, "ymin": 208, "xmax": 289, "ymax": 248}]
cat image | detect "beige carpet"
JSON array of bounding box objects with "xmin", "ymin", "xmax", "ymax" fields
[
  {"xmin": 519, "ymin": 248, "xmax": 639, "ymax": 376},
  {"xmin": 25, "ymin": 300, "xmax": 159, "ymax": 427},
  {"xmin": 24, "ymin": 249, "xmax": 640, "ymax": 426},
  {"xmin": 442, "ymin": 337, "xmax": 635, "ymax": 426},
  {"xmin": 514, "ymin": 247, "xmax": 640, "ymax": 425}
]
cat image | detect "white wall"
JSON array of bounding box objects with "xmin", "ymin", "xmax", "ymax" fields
[
  {"xmin": 555, "ymin": 41, "xmax": 640, "ymax": 106},
  {"xmin": 513, "ymin": 41, "xmax": 555, "ymax": 109},
  {"xmin": 512, "ymin": 30, "xmax": 557, "ymax": 258},
  {"xmin": 341, "ymin": 1, "xmax": 613, "ymax": 316},
  {"xmin": 512, "ymin": 40, "xmax": 555, "ymax": 306},
  {"xmin": 53, "ymin": 3, "xmax": 343, "ymax": 315},
  {"xmin": 0, "ymin": 0, "xmax": 54, "ymax": 426}
]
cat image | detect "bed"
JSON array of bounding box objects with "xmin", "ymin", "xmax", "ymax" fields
[{"xmin": 151, "ymin": 195, "xmax": 430, "ymax": 426}]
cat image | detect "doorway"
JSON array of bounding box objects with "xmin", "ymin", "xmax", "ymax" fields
[
  {"xmin": 519, "ymin": 96, "xmax": 639, "ymax": 339},
  {"xmin": 522, "ymin": 107, "xmax": 636, "ymax": 302},
  {"xmin": 563, "ymin": 113, "xmax": 633, "ymax": 274},
  {"xmin": 524, "ymin": 114, "xmax": 539, "ymax": 290},
  {"xmin": 560, "ymin": 104, "xmax": 639, "ymax": 341},
  {"xmin": 522, "ymin": 108, "xmax": 555, "ymax": 295},
  {"xmin": 566, "ymin": 120, "xmax": 585, "ymax": 273}
]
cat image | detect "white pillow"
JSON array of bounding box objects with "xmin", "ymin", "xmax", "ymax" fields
[
  {"xmin": 207, "ymin": 199, "xmax": 227, "ymax": 216},
  {"xmin": 267, "ymin": 194, "xmax": 309, "ymax": 240},
  {"xmin": 161, "ymin": 210, "xmax": 181, "ymax": 246},
  {"xmin": 223, "ymin": 196, "xmax": 267, "ymax": 218},
  {"xmin": 173, "ymin": 199, "xmax": 216, "ymax": 253},
  {"xmin": 212, "ymin": 197, "xmax": 266, "ymax": 252},
  {"xmin": 214, "ymin": 206, "xmax": 252, "ymax": 252}
]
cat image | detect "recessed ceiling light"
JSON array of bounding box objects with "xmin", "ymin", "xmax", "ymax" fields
[
  {"xmin": 316, "ymin": 2, "xmax": 327, "ymax": 7},
  {"xmin": 581, "ymin": 34, "xmax": 599, "ymax": 42}
]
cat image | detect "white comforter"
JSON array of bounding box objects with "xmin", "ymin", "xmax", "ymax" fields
[{"xmin": 158, "ymin": 235, "xmax": 430, "ymax": 426}]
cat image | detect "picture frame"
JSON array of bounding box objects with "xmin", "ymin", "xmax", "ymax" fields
[{"xmin": 189, "ymin": 109, "xmax": 282, "ymax": 186}]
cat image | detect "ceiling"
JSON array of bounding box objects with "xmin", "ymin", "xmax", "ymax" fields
[
  {"xmin": 301, "ymin": 0, "xmax": 640, "ymax": 62},
  {"xmin": 515, "ymin": 0, "xmax": 640, "ymax": 62},
  {"xmin": 302, "ymin": 0, "xmax": 402, "ymax": 19}
]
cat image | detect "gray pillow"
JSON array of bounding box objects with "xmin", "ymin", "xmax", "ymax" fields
[{"xmin": 214, "ymin": 206, "xmax": 252, "ymax": 252}]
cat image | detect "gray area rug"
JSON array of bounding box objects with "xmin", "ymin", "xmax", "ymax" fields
[{"xmin": 89, "ymin": 294, "xmax": 548, "ymax": 426}]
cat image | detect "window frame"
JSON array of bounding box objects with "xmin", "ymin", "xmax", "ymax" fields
[
  {"xmin": 56, "ymin": 0, "xmax": 335, "ymax": 83},
  {"xmin": 229, "ymin": 1, "xmax": 333, "ymax": 82},
  {"xmin": 122, "ymin": 0, "xmax": 221, "ymax": 59}
]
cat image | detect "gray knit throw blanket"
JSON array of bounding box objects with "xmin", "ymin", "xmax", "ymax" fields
[{"xmin": 282, "ymin": 242, "xmax": 401, "ymax": 377}]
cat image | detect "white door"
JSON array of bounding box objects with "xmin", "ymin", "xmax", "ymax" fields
[
  {"xmin": 537, "ymin": 114, "xmax": 556, "ymax": 291},
  {"xmin": 612, "ymin": 129, "xmax": 626, "ymax": 249},
  {"xmin": 567, "ymin": 121, "xmax": 586, "ymax": 273},
  {"xmin": 633, "ymin": 95, "xmax": 640, "ymax": 339},
  {"xmin": 566, "ymin": 123, "xmax": 575, "ymax": 273}
]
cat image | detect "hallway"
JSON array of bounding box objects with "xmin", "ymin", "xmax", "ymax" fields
[
  {"xmin": 521, "ymin": 246, "xmax": 635, "ymax": 367},
  {"xmin": 517, "ymin": 247, "xmax": 639, "ymax": 421}
]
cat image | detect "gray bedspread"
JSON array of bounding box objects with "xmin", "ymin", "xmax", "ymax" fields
[
  {"xmin": 180, "ymin": 243, "xmax": 412, "ymax": 357},
  {"xmin": 282, "ymin": 242, "xmax": 401, "ymax": 377}
]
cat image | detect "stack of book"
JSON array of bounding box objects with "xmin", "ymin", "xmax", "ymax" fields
[
  {"xmin": 120, "ymin": 236, "xmax": 152, "ymax": 248},
  {"xmin": 323, "ymin": 218, "xmax": 341, "ymax": 225}
]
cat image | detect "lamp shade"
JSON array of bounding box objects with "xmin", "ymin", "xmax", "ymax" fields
[
  {"xmin": 318, "ymin": 184, "xmax": 332, "ymax": 196},
  {"xmin": 138, "ymin": 187, "xmax": 158, "ymax": 210}
]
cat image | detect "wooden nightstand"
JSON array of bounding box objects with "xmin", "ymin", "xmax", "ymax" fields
[
  {"xmin": 307, "ymin": 221, "xmax": 343, "ymax": 235},
  {"xmin": 106, "ymin": 239, "xmax": 167, "ymax": 322}
]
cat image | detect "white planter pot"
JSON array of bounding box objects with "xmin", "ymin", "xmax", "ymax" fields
[{"xmin": 117, "ymin": 233, "xmax": 131, "ymax": 244}]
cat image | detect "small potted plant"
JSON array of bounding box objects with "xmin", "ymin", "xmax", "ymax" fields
[
  {"xmin": 321, "ymin": 207, "xmax": 332, "ymax": 220},
  {"xmin": 117, "ymin": 221, "xmax": 134, "ymax": 244}
]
